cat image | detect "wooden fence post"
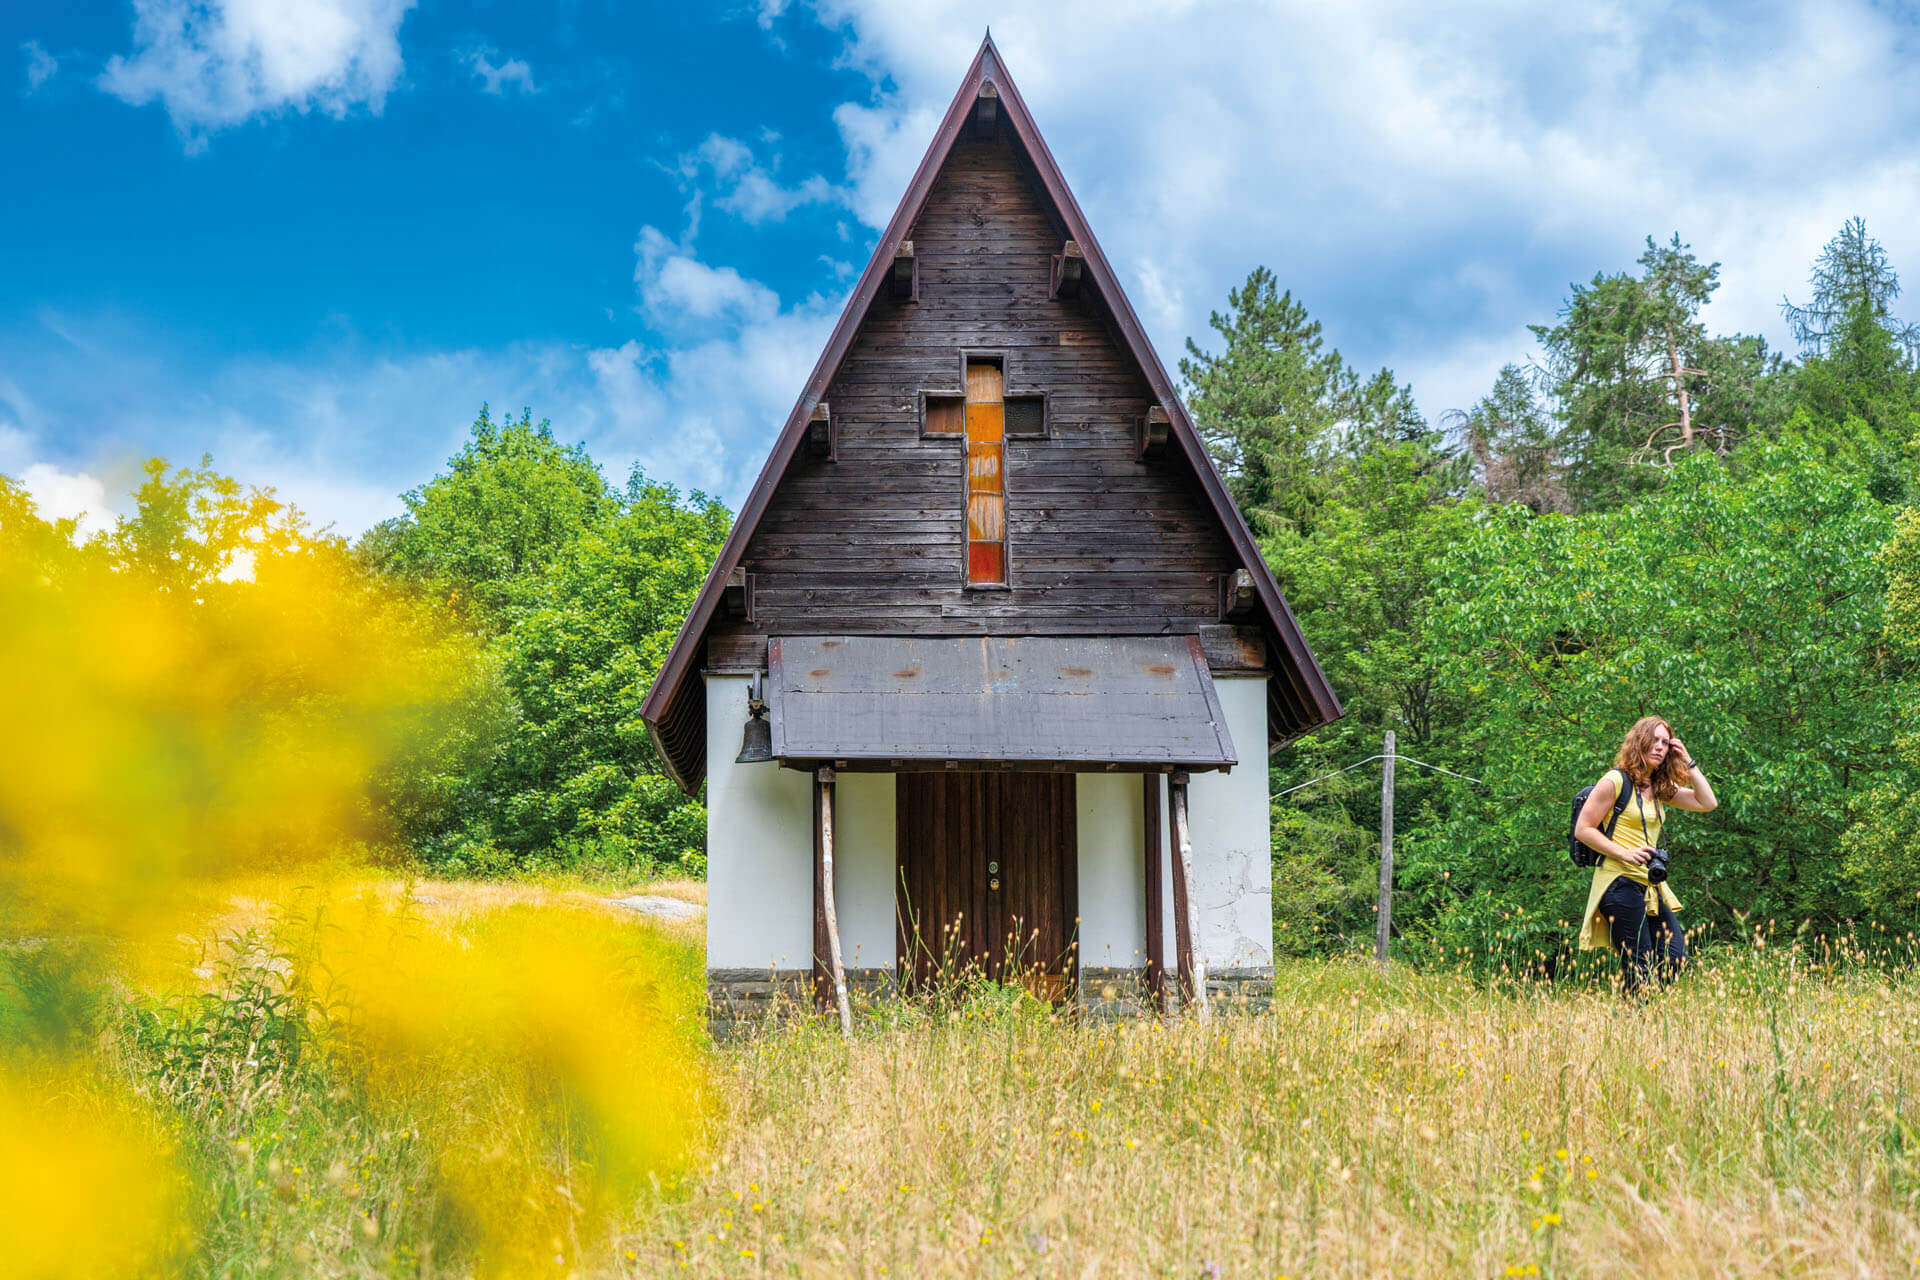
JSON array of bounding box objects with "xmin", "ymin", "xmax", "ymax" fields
[{"xmin": 1375, "ymin": 730, "xmax": 1396, "ymax": 969}]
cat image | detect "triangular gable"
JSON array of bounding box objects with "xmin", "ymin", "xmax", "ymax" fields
[{"xmin": 641, "ymin": 34, "xmax": 1341, "ymax": 793}]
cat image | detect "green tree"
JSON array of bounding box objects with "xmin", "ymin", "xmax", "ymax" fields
[
  {"xmin": 458, "ymin": 470, "xmax": 731, "ymax": 876},
  {"xmin": 1779, "ymin": 220, "xmax": 1920, "ymax": 499},
  {"xmin": 1404, "ymin": 444, "xmax": 1902, "ymax": 966},
  {"xmin": 1533, "ymin": 234, "xmax": 1749, "ymax": 507},
  {"xmin": 1459, "ymin": 365, "xmax": 1568, "ymax": 514},
  {"xmin": 1181, "ymin": 268, "xmax": 1348, "ymax": 535},
  {"xmin": 1840, "ymin": 506, "xmax": 1920, "ymax": 919},
  {"xmin": 106, "ymin": 455, "xmax": 312, "ymax": 589},
  {"xmin": 1262, "ymin": 435, "xmax": 1480, "ymax": 951},
  {"xmin": 360, "ymin": 406, "xmax": 616, "ymax": 626}
]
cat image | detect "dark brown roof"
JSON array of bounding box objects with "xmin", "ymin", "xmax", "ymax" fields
[
  {"xmin": 640, "ymin": 34, "xmax": 1340, "ymax": 794},
  {"xmin": 766, "ymin": 635, "xmax": 1238, "ymax": 770}
]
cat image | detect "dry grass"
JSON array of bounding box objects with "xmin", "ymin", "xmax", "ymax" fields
[
  {"xmin": 29, "ymin": 876, "xmax": 1919, "ymax": 1277},
  {"xmin": 629, "ymin": 953, "xmax": 1920, "ymax": 1279}
]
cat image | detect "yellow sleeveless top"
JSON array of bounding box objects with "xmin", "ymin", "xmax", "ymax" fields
[{"xmin": 1577, "ymin": 770, "xmax": 1682, "ymax": 951}]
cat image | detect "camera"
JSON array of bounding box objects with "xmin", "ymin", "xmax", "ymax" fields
[{"xmin": 1647, "ymin": 847, "xmax": 1672, "ymax": 885}]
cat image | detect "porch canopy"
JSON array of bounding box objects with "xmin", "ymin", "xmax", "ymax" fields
[{"xmin": 764, "ymin": 634, "xmax": 1238, "ymax": 772}]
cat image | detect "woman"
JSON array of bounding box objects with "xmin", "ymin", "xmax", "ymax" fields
[{"xmin": 1574, "ymin": 717, "xmax": 1717, "ymax": 993}]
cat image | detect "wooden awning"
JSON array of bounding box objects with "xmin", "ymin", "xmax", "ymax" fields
[{"xmin": 764, "ymin": 635, "xmax": 1238, "ymax": 771}]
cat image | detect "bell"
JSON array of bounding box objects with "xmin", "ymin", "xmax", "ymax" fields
[
  {"xmin": 735, "ymin": 671, "xmax": 773, "ymax": 764},
  {"xmin": 735, "ymin": 711, "xmax": 772, "ymax": 764}
]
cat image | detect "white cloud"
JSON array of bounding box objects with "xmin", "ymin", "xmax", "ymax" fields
[
  {"xmin": 596, "ymin": 228, "xmax": 843, "ymax": 498},
  {"xmin": 680, "ymin": 133, "xmax": 837, "ymax": 225},
  {"xmin": 464, "ymin": 46, "xmax": 535, "ymax": 96},
  {"xmin": 98, "ymin": 0, "xmax": 416, "ymax": 146},
  {"xmin": 18, "ymin": 463, "xmax": 113, "ymax": 541},
  {"xmin": 21, "ymin": 40, "xmax": 58, "ymax": 92},
  {"xmin": 0, "ymin": 287, "xmax": 839, "ymax": 536},
  {"xmin": 775, "ymin": 0, "xmax": 1920, "ymax": 420},
  {"xmin": 634, "ymin": 225, "xmax": 784, "ymax": 323}
]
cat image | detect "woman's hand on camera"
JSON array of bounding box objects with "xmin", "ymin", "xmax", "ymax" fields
[{"xmin": 1615, "ymin": 845, "xmax": 1653, "ymax": 866}]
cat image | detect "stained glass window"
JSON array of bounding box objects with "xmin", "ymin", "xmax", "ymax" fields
[{"xmin": 964, "ymin": 360, "xmax": 1006, "ymax": 585}]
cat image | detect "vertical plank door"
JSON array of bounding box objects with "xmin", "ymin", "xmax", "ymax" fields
[{"xmin": 896, "ymin": 772, "xmax": 1076, "ymax": 999}]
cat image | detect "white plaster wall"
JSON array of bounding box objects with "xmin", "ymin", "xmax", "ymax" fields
[
  {"xmin": 831, "ymin": 772, "xmax": 897, "ymax": 972},
  {"xmin": 706, "ymin": 676, "xmax": 812, "ymax": 970},
  {"xmin": 1075, "ymin": 773, "xmax": 1147, "ymax": 970},
  {"xmin": 703, "ymin": 676, "xmax": 896, "ymax": 971},
  {"xmin": 1152, "ymin": 676, "xmax": 1273, "ymax": 972}
]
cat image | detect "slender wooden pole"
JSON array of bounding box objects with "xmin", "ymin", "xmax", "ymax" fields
[
  {"xmin": 1375, "ymin": 730, "xmax": 1396, "ymax": 969},
  {"xmin": 1170, "ymin": 771, "xmax": 1208, "ymax": 1021},
  {"xmin": 817, "ymin": 767, "xmax": 852, "ymax": 1036},
  {"xmin": 1142, "ymin": 773, "xmax": 1164, "ymax": 1009}
]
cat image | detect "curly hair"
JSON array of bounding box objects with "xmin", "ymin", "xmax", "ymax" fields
[{"xmin": 1614, "ymin": 715, "xmax": 1685, "ymax": 802}]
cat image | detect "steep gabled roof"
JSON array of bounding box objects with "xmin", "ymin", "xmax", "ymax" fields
[{"xmin": 640, "ymin": 34, "xmax": 1341, "ymax": 793}]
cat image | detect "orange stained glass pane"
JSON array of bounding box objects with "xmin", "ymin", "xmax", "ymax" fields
[
  {"xmin": 965, "ymin": 360, "xmax": 1004, "ymax": 404},
  {"xmin": 965, "ymin": 402, "xmax": 1004, "ymax": 442},
  {"xmin": 967, "ymin": 492, "xmax": 1005, "ymax": 541},
  {"xmin": 967, "ymin": 539, "xmax": 1005, "ymax": 584},
  {"xmin": 925, "ymin": 395, "xmax": 964, "ymax": 434},
  {"xmin": 967, "ymin": 442, "xmax": 1003, "ymax": 492}
]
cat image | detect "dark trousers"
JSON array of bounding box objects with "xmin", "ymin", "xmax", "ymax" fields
[{"xmin": 1599, "ymin": 876, "xmax": 1686, "ymax": 994}]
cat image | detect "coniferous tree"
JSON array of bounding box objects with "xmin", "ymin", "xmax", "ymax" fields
[
  {"xmin": 1533, "ymin": 234, "xmax": 1750, "ymax": 507},
  {"xmin": 1459, "ymin": 366, "xmax": 1569, "ymax": 514},
  {"xmin": 1180, "ymin": 268, "xmax": 1348, "ymax": 535},
  {"xmin": 1782, "ymin": 218, "xmax": 1920, "ymax": 452}
]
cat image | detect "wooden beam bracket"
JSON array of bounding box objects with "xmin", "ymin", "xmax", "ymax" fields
[
  {"xmin": 721, "ymin": 566, "xmax": 753, "ymax": 622},
  {"xmin": 1138, "ymin": 405, "xmax": 1171, "ymax": 460},
  {"xmin": 887, "ymin": 240, "xmax": 917, "ymax": 300},
  {"xmin": 1050, "ymin": 240, "xmax": 1084, "ymax": 299},
  {"xmin": 1219, "ymin": 568, "xmax": 1256, "ymax": 621},
  {"xmin": 806, "ymin": 402, "xmax": 835, "ymax": 461}
]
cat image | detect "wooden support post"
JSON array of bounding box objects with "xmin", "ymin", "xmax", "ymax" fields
[
  {"xmin": 1142, "ymin": 773, "xmax": 1165, "ymax": 1008},
  {"xmin": 1169, "ymin": 771, "xmax": 1208, "ymax": 1020},
  {"xmin": 816, "ymin": 766, "xmax": 852, "ymax": 1036},
  {"xmin": 1376, "ymin": 730, "xmax": 1396, "ymax": 969}
]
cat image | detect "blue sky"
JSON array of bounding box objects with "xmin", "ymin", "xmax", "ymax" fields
[{"xmin": 6, "ymin": 1, "xmax": 1920, "ymax": 537}]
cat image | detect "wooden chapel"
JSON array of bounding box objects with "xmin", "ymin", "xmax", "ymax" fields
[{"xmin": 639, "ymin": 35, "xmax": 1340, "ymax": 1030}]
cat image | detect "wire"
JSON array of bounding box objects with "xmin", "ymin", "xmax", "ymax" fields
[
  {"xmin": 1394, "ymin": 754, "xmax": 1487, "ymax": 786},
  {"xmin": 1273, "ymin": 754, "xmax": 1386, "ymax": 798},
  {"xmin": 1274, "ymin": 751, "xmax": 1487, "ymax": 800}
]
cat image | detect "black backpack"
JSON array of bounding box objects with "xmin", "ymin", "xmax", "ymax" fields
[{"xmin": 1568, "ymin": 768, "xmax": 1631, "ymax": 868}]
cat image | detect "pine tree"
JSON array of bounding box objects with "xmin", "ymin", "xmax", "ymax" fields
[
  {"xmin": 1532, "ymin": 234, "xmax": 1746, "ymax": 508},
  {"xmin": 1180, "ymin": 268, "xmax": 1348, "ymax": 535}
]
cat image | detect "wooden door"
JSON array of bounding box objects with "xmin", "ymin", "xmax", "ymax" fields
[{"xmin": 896, "ymin": 772, "xmax": 1077, "ymax": 998}]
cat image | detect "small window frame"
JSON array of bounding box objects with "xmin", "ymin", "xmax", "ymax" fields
[{"xmin": 917, "ymin": 351, "xmax": 1051, "ymax": 440}]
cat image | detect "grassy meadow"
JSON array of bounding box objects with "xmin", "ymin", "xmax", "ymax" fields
[{"xmin": 11, "ymin": 877, "xmax": 1920, "ymax": 1278}]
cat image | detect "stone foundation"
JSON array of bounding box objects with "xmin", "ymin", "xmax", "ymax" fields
[
  {"xmin": 707, "ymin": 964, "xmax": 1275, "ymax": 1036},
  {"xmin": 1204, "ymin": 966, "xmax": 1275, "ymax": 1013},
  {"xmin": 1077, "ymin": 967, "xmax": 1160, "ymax": 1020},
  {"xmin": 706, "ymin": 967, "xmax": 897, "ymax": 1040}
]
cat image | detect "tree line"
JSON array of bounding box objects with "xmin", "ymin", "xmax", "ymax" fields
[
  {"xmin": 4, "ymin": 218, "xmax": 1914, "ymax": 965},
  {"xmin": 1184, "ymin": 218, "xmax": 1920, "ymax": 964}
]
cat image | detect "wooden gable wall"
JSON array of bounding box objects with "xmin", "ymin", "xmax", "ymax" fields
[{"xmin": 712, "ymin": 132, "xmax": 1237, "ymax": 643}]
